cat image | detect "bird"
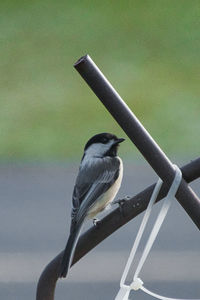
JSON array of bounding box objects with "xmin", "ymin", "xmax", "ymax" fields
[{"xmin": 59, "ymin": 132, "xmax": 125, "ymax": 278}]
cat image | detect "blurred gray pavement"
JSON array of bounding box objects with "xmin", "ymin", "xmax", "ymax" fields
[{"xmin": 0, "ymin": 159, "xmax": 199, "ymax": 299}]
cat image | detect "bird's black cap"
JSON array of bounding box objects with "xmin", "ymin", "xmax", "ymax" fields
[{"xmin": 84, "ymin": 133, "xmax": 124, "ymax": 151}]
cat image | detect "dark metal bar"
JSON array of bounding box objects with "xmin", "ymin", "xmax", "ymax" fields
[
  {"xmin": 36, "ymin": 157, "xmax": 200, "ymax": 300},
  {"xmin": 74, "ymin": 54, "xmax": 200, "ymax": 229}
]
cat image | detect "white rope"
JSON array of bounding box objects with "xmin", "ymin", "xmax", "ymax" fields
[{"xmin": 115, "ymin": 165, "xmax": 199, "ymax": 300}]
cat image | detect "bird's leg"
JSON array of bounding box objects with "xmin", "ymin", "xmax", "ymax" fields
[
  {"xmin": 112, "ymin": 195, "xmax": 131, "ymax": 216},
  {"xmin": 112, "ymin": 195, "xmax": 131, "ymax": 206},
  {"xmin": 93, "ymin": 218, "xmax": 100, "ymax": 228}
]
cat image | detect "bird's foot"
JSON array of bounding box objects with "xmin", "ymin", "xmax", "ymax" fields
[
  {"xmin": 113, "ymin": 195, "xmax": 131, "ymax": 216},
  {"xmin": 112, "ymin": 195, "xmax": 131, "ymax": 206},
  {"xmin": 93, "ymin": 218, "xmax": 100, "ymax": 228}
]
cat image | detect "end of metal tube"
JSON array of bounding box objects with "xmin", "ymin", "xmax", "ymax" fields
[{"xmin": 74, "ymin": 54, "xmax": 91, "ymax": 69}]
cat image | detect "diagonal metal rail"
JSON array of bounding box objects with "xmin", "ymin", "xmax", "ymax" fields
[
  {"xmin": 74, "ymin": 54, "xmax": 200, "ymax": 229},
  {"xmin": 36, "ymin": 158, "xmax": 200, "ymax": 300}
]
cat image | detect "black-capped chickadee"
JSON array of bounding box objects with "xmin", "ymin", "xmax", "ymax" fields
[{"xmin": 59, "ymin": 132, "xmax": 125, "ymax": 278}]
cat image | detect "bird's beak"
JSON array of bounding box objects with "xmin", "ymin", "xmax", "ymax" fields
[{"xmin": 114, "ymin": 138, "xmax": 125, "ymax": 145}]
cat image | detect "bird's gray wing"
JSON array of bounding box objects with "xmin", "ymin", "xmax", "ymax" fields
[{"xmin": 71, "ymin": 156, "xmax": 120, "ymax": 225}]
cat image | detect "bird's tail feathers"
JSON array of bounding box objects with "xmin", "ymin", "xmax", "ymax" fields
[{"xmin": 59, "ymin": 221, "xmax": 83, "ymax": 278}]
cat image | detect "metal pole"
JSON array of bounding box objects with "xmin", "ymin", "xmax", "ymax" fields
[
  {"xmin": 36, "ymin": 157, "xmax": 200, "ymax": 300},
  {"xmin": 74, "ymin": 54, "xmax": 200, "ymax": 229}
]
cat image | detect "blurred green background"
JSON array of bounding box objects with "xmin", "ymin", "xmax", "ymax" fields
[{"xmin": 1, "ymin": 0, "xmax": 200, "ymax": 161}]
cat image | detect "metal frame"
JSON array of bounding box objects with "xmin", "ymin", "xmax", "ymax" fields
[{"xmin": 36, "ymin": 55, "xmax": 200, "ymax": 300}]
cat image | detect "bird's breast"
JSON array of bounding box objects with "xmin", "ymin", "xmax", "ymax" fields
[{"xmin": 87, "ymin": 157, "xmax": 123, "ymax": 219}]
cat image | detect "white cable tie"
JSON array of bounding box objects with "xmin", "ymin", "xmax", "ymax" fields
[
  {"xmin": 141, "ymin": 285, "xmax": 200, "ymax": 300},
  {"xmin": 119, "ymin": 178, "xmax": 163, "ymax": 288},
  {"xmin": 115, "ymin": 285, "xmax": 130, "ymax": 300},
  {"xmin": 134, "ymin": 164, "xmax": 182, "ymax": 280},
  {"xmin": 115, "ymin": 164, "xmax": 196, "ymax": 300},
  {"xmin": 130, "ymin": 277, "xmax": 144, "ymax": 291}
]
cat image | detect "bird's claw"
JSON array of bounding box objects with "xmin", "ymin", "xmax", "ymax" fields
[
  {"xmin": 93, "ymin": 218, "xmax": 100, "ymax": 228},
  {"xmin": 113, "ymin": 195, "xmax": 131, "ymax": 216},
  {"xmin": 124, "ymin": 195, "xmax": 131, "ymax": 201},
  {"xmin": 113, "ymin": 195, "xmax": 131, "ymax": 206}
]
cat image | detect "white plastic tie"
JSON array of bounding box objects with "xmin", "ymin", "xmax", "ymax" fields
[
  {"xmin": 115, "ymin": 164, "xmax": 200, "ymax": 300},
  {"xmin": 130, "ymin": 277, "xmax": 143, "ymax": 291},
  {"xmin": 115, "ymin": 286, "xmax": 129, "ymax": 300}
]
